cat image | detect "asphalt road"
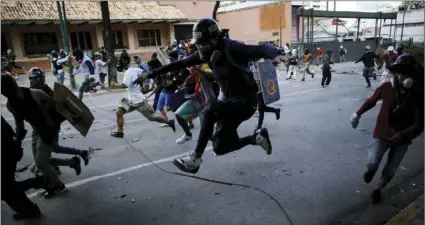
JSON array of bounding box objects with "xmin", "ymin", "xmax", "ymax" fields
[{"xmin": 1, "ymin": 62, "xmax": 423, "ymax": 225}]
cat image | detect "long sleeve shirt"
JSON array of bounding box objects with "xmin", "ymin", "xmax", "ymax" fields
[
  {"xmin": 356, "ymin": 82, "xmax": 424, "ymax": 143},
  {"xmin": 148, "ymin": 39, "xmax": 282, "ymax": 99},
  {"xmin": 355, "ymin": 51, "xmax": 378, "ymax": 68},
  {"xmin": 73, "ymin": 55, "xmax": 95, "ymax": 78}
]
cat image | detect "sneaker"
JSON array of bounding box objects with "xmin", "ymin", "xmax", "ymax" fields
[
  {"xmin": 255, "ymin": 128, "xmax": 272, "ymax": 155},
  {"xmin": 301, "ymin": 78, "xmax": 305, "ymax": 81},
  {"xmin": 321, "ymin": 85, "xmax": 325, "ymax": 88},
  {"xmin": 44, "ymin": 184, "xmax": 68, "ymax": 199},
  {"xmin": 371, "ymin": 189, "xmax": 381, "ymax": 205},
  {"xmin": 311, "ymin": 74, "xmax": 315, "ymax": 79},
  {"xmin": 366, "ymin": 85, "xmax": 371, "ymax": 88},
  {"xmin": 167, "ymin": 119, "xmax": 176, "ymax": 132},
  {"xmin": 81, "ymin": 150, "xmax": 91, "ymax": 166},
  {"xmin": 275, "ymin": 108, "xmax": 281, "ymax": 120},
  {"xmin": 285, "ymin": 77, "xmax": 291, "ymax": 80},
  {"xmin": 172, "ymin": 152, "xmax": 202, "ymax": 174},
  {"xmin": 176, "ymin": 134, "xmax": 192, "ymax": 145},
  {"xmin": 110, "ymin": 131, "xmax": 124, "ymax": 138},
  {"xmin": 363, "ymin": 170, "xmax": 376, "ymax": 184},
  {"xmin": 13, "ymin": 204, "xmax": 42, "ymax": 221},
  {"xmin": 70, "ymin": 157, "xmax": 81, "ymax": 176}
]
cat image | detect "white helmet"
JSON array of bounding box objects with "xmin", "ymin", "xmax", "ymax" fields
[
  {"xmin": 340, "ymin": 46, "xmax": 343, "ymax": 49},
  {"xmin": 291, "ymin": 49, "xmax": 297, "ymax": 55},
  {"xmin": 387, "ymin": 46, "xmax": 394, "ymax": 52},
  {"xmin": 317, "ymin": 47, "xmax": 320, "ymax": 50}
]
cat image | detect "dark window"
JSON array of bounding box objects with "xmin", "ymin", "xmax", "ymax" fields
[
  {"xmin": 22, "ymin": 32, "xmax": 58, "ymax": 56},
  {"xmin": 70, "ymin": 31, "xmax": 93, "ymax": 51},
  {"xmin": 1, "ymin": 33, "xmax": 8, "ymax": 55},
  {"xmin": 114, "ymin": 31, "xmax": 124, "ymax": 49},
  {"xmin": 137, "ymin": 29, "xmax": 161, "ymax": 47}
]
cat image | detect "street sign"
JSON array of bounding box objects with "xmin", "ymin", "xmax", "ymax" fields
[{"xmin": 254, "ymin": 60, "xmax": 280, "ymax": 105}]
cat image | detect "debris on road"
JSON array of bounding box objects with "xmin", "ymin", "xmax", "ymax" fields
[
  {"xmin": 131, "ymin": 199, "xmax": 136, "ymax": 203},
  {"xmin": 132, "ymin": 138, "xmax": 140, "ymax": 143},
  {"xmin": 117, "ymin": 177, "xmax": 122, "ymax": 181},
  {"xmin": 120, "ymin": 194, "xmax": 127, "ymax": 199}
]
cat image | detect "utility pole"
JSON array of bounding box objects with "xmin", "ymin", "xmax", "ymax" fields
[
  {"xmin": 279, "ymin": 3, "xmax": 282, "ymax": 47},
  {"xmin": 56, "ymin": 1, "xmax": 76, "ymax": 89},
  {"xmin": 100, "ymin": 1, "xmax": 118, "ymax": 85},
  {"xmin": 334, "ymin": 1, "xmax": 336, "ymax": 11},
  {"xmin": 400, "ymin": 1, "xmax": 407, "ymax": 42}
]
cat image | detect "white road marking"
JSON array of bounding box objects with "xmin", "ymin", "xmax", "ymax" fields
[{"xmin": 27, "ymin": 146, "xmax": 214, "ymax": 198}]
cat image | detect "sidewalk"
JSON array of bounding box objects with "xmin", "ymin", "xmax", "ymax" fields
[
  {"xmin": 385, "ymin": 195, "xmax": 424, "ymax": 225},
  {"xmin": 1, "ymin": 71, "xmax": 127, "ymax": 106}
]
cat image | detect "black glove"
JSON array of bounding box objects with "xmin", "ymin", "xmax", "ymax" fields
[{"xmin": 133, "ymin": 70, "xmax": 153, "ymax": 85}]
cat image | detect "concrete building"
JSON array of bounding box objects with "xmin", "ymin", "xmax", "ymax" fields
[
  {"xmin": 165, "ymin": 1, "xmax": 216, "ymax": 41},
  {"xmin": 381, "ymin": 6, "xmax": 424, "ymax": 43},
  {"xmin": 1, "ymin": 1, "xmax": 187, "ymax": 69},
  {"xmin": 217, "ymin": 1, "xmax": 292, "ymax": 46}
]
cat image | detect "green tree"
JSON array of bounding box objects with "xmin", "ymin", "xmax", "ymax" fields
[{"xmin": 402, "ymin": 1, "xmax": 425, "ymax": 9}]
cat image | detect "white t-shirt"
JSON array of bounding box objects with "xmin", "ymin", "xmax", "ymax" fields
[
  {"xmin": 95, "ymin": 59, "xmax": 108, "ymax": 74},
  {"xmin": 123, "ymin": 67, "xmax": 146, "ymax": 104}
]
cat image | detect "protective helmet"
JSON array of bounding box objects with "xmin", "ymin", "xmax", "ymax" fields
[
  {"xmin": 191, "ymin": 18, "xmax": 221, "ymax": 45},
  {"xmin": 51, "ymin": 50, "xmax": 58, "ymax": 58},
  {"xmin": 291, "ymin": 49, "xmax": 297, "ymax": 55},
  {"xmin": 28, "ymin": 67, "xmax": 45, "ymax": 79},
  {"xmin": 340, "ymin": 46, "xmax": 343, "ymax": 49},
  {"xmin": 389, "ymin": 54, "xmax": 420, "ymax": 89},
  {"xmin": 28, "ymin": 67, "xmax": 46, "ymax": 88},
  {"xmin": 387, "ymin": 46, "xmax": 394, "ymax": 52},
  {"xmin": 365, "ymin": 45, "xmax": 371, "ymax": 50},
  {"xmin": 317, "ymin": 47, "xmax": 320, "ymax": 50},
  {"xmin": 93, "ymin": 52, "xmax": 102, "ymax": 59}
]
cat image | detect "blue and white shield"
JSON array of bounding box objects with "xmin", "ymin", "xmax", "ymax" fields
[{"xmin": 253, "ymin": 60, "xmax": 280, "ymax": 105}]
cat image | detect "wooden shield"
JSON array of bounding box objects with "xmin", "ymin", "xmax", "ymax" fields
[{"xmin": 53, "ymin": 83, "xmax": 94, "ymax": 137}]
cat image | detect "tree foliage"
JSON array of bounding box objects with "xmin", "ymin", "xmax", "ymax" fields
[{"xmin": 402, "ymin": 1, "xmax": 425, "ymax": 10}]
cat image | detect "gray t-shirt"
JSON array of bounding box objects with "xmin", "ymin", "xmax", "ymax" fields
[{"xmin": 322, "ymin": 55, "xmax": 331, "ymax": 69}]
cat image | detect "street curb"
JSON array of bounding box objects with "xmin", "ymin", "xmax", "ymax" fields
[{"xmin": 384, "ymin": 194, "xmax": 424, "ymax": 225}]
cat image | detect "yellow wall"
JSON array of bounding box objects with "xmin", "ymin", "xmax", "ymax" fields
[{"xmin": 1, "ymin": 22, "xmax": 174, "ymax": 60}]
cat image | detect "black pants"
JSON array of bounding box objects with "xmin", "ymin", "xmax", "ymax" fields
[
  {"xmin": 1, "ymin": 161, "xmax": 39, "ymax": 215},
  {"xmin": 257, "ymin": 93, "xmax": 277, "ymax": 129},
  {"xmin": 363, "ymin": 67, "xmax": 374, "ymax": 86},
  {"xmin": 193, "ymin": 98, "xmax": 257, "ymax": 157},
  {"xmin": 321, "ymin": 68, "xmax": 332, "ymax": 86},
  {"xmin": 99, "ymin": 72, "xmax": 107, "ymax": 89},
  {"xmin": 153, "ymin": 91, "xmax": 161, "ymax": 111}
]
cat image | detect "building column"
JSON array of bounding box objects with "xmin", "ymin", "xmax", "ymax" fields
[
  {"xmin": 169, "ymin": 23, "xmax": 175, "ymax": 42},
  {"xmin": 95, "ymin": 24, "xmax": 104, "ymax": 48},
  {"xmin": 126, "ymin": 24, "xmax": 136, "ymax": 52},
  {"xmin": 10, "ymin": 28, "xmax": 24, "ymax": 58}
]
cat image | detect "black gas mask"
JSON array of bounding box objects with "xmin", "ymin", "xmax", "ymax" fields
[
  {"xmin": 389, "ymin": 54, "xmax": 419, "ymax": 92},
  {"xmin": 29, "ymin": 76, "xmax": 46, "ymax": 89}
]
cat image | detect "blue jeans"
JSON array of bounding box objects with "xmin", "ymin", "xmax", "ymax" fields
[
  {"xmin": 157, "ymin": 91, "xmax": 170, "ymax": 111},
  {"xmin": 367, "ymin": 138, "xmax": 409, "ymax": 182},
  {"xmin": 56, "ymin": 70, "xmax": 65, "ymax": 84}
]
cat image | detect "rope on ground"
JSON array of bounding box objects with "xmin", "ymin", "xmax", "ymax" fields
[{"xmin": 83, "ymin": 97, "xmax": 295, "ymax": 225}]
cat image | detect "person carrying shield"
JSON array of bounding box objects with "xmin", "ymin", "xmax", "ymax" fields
[
  {"xmin": 2, "ymin": 74, "xmax": 67, "ymax": 198},
  {"xmin": 27, "ymin": 67, "xmax": 91, "ymax": 176},
  {"xmin": 134, "ymin": 18, "xmax": 284, "ymax": 174}
]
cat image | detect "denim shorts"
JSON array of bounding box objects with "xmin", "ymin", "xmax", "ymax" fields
[{"xmin": 157, "ymin": 91, "xmax": 170, "ymax": 111}]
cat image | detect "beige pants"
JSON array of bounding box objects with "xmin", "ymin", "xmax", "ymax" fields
[
  {"xmin": 119, "ymin": 98, "xmax": 163, "ymax": 121},
  {"xmin": 32, "ymin": 134, "xmax": 63, "ymax": 188}
]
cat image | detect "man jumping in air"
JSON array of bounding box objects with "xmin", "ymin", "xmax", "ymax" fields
[{"xmin": 134, "ymin": 18, "xmax": 283, "ymax": 174}]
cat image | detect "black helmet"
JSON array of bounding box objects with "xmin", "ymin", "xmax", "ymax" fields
[
  {"xmin": 191, "ymin": 18, "xmax": 221, "ymax": 45},
  {"xmin": 389, "ymin": 54, "xmax": 419, "ymax": 75},
  {"xmin": 28, "ymin": 67, "xmax": 45, "ymax": 79},
  {"xmin": 51, "ymin": 50, "xmax": 58, "ymax": 57},
  {"xmin": 28, "ymin": 67, "xmax": 46, "ymax": 88}
]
